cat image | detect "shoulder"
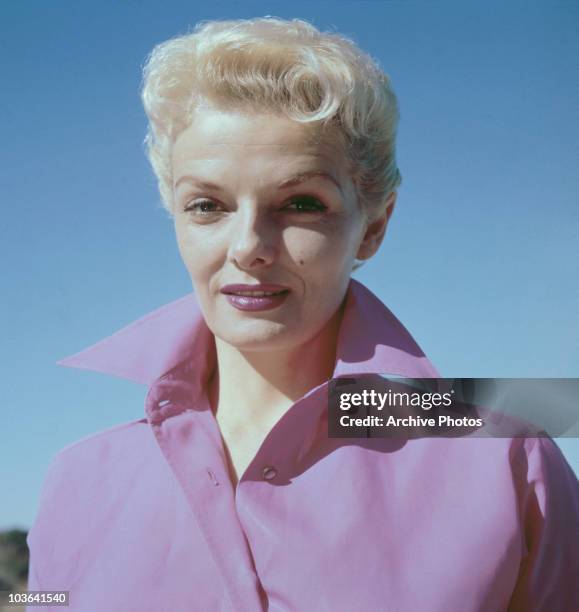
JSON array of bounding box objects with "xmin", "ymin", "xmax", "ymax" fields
[
  {"xmin": 40, "ymin": 418, "xmax": 154, "ymax": 487},
  {"xmin": 509, "ymin": 436, "xmax": 579, "ymax": 492},
  {"xmin": 508, "ymin": 436, "xmax": 579, "ymax": 528},
  {"xmin": 470, "ymin": 435, "xmax": 579, "ymax": 507},
  {"xmin": 48, "ymin": 417, "xmax": 153, "ymax": 470},
  {"xmin": 404, "ymin": 436, "xmax": 578, "ymax": 520},
  {"xmin": 27, "ymin": 418, "xmax": 161, "ymax": 590},
  {"xmin": 30, "ymin": 419, "xmax": 157, "ymax": 533}
]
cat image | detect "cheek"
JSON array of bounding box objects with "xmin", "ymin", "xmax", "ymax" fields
[
  {"xmin": 174, "ymin": 222, "xmax": 220, "ymax": 282},
  {"xmin": 284, "ymin": 219, "xmax": 361, "ymax": 271}
]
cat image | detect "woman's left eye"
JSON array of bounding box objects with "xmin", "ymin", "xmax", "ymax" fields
[{"xmin": 283, "ymin": 195, "xmax": 328, "ymax": 213}]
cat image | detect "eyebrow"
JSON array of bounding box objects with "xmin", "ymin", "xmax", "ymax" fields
[
  {"xmin": 174, "ymin": 171, "xmax": 342, "ymax": 194},
  {"xmin": 277, "ymin": 171, "xmax": 342, "ymax": 193}
]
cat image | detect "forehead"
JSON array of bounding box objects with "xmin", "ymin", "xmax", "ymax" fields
[{"xmin": 171, "ymin": 107, "xmax": 349, "ymax": 178}]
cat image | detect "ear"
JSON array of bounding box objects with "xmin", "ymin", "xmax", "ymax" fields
[{"xmin": 356, "ymin": 192, "xmax": 397, "ymax": 261}]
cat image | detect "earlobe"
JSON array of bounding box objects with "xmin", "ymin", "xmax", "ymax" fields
[{"xmin": 356, "ymin": 192, "xmax": 396, "ymax": 260}]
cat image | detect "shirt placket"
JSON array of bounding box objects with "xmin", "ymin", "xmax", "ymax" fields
[{"xmin": 145, "ymin": 375, "xmax": 267, "ymax": 612}]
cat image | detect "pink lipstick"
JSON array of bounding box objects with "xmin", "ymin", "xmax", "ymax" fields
[{"xmin": 220, "ymin": 284, "xmax": 290, "ymax": 312}]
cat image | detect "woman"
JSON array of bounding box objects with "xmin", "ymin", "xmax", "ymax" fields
[{"xmin": 27, "ymin": 17, "xmax": 579, "ymax": 611}]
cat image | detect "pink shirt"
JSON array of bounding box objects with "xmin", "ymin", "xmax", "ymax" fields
[{"xmin": 27, "ymin": 279, "xmax": 579, "ymax": 611}]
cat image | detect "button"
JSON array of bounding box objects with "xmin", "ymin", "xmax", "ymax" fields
[
  {"xmin": 262, "ymin": 466, "xmax": 277, "ymax": 481},
  {"xmin": 206, "ymin": 468, "xmax": 219, "ymax": 486}
]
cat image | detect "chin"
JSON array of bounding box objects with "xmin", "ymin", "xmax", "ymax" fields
[{"xmin": 215, "ymin": 319, "xmax": 307, "ymax": 351}]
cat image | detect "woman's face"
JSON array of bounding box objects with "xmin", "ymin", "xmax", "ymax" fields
[{"xmin": 172, "ymin": 107, "xmax": 386, "ymax": 352}]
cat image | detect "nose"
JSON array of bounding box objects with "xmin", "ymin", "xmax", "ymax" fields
[{"xmin": 228, "ymin": 205, "xmax": 277, "ymax": 270}]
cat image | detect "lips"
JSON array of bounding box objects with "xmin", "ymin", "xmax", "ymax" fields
[
  {"xmin": 220, "ymin": 284, "xmax": 291, "ymax": 312},
  {"xmin": 220, "ymin": 284, "xmax": 290, "ymax": 296}
]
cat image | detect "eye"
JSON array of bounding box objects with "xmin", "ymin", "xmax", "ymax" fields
[
  {"xmin": 283, "ymin": 195, "xmax": 328, "ymax": 213},
  {"xmin": 183, "ymin": 199, "xmax": 223, "ymax": 216}
]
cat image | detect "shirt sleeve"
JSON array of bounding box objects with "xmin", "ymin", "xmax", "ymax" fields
[
  {"xmin": 508, "ymin": 436, "xmax": 579, "ymax": 611},
  {"xmin": 26, "ymin": 451, "xmax": 70, "ymax": 608}
]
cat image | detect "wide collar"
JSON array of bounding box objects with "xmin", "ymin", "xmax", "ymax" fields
[{"xmin": 57, "ymin": 278, "xmax": 439, "ymax": 389}]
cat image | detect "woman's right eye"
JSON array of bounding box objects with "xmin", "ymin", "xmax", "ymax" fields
[{"xmin": 184, "ymin": 199, "xmax": 223, "ymax": 215}]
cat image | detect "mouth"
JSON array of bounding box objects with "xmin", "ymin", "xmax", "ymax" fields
[
  {"xmin": 223, "ymin": 290, "xmax": 289, "ymax": 297},
  {"xmin": 220, "ymin": 284, "xmax": 291, "ymax": 297},
  {"xmin": 220, "ymin": 284, "xmax": 291, "ymax": 312}
]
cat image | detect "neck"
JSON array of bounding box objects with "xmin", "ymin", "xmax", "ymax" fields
[{"xmin": 208, "ymin": 303, "xmax": 344, "ymax": 429}]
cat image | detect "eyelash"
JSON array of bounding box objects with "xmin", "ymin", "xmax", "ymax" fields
[{"xmin": 184, "ymin": 195, "xmax": 328, "ymax": 215}]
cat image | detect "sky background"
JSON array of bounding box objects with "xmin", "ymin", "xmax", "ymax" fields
[{"xmin": 1, "ymin": 0, "xmax": 578, "ymax": 529}]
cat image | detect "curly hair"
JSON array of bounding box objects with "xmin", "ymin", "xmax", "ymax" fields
[{"xmin": 141, "ymin": 17, "xmax": 401, "ymax": 219}]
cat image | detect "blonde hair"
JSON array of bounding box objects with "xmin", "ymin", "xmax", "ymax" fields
[{"xmin": 141, "ymin": 17, "xmax": 401, "ymax": 218}]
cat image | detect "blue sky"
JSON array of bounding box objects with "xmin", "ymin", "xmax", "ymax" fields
[{"xmin": 1, "ymin": 1, "xmax": 578, "ymax": 529}]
